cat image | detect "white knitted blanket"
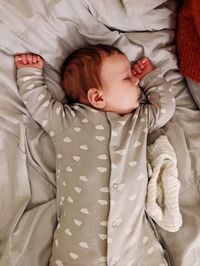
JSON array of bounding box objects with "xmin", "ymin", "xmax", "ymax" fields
[{"xmin": 146, "ymin": 135, "xmax": 182, "ymax": 232}]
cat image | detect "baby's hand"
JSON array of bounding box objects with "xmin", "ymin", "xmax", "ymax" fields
[
  {"xmin": 131, "ymin": 57, "xmax": 154, "ymax": 80},
  {"xmin": 15, "ymin": 54, "xmax": 44, "ymax": 69}
]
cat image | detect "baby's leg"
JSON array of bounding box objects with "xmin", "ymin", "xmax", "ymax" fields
[{"xmin": 15, "ymin": 54, "xmax": 44, "ymax": 69}]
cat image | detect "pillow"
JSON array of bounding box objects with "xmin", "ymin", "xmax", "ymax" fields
[{"xmin": 121, "ymin": 0, "xmax": 166, "ymax": 16}]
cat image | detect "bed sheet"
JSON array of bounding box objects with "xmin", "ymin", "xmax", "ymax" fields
[{"xmin": 0, "ymin": 0, "xmax": 200, "ymax": 265}]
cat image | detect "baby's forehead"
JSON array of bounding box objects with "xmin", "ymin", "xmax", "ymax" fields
[
  {"xmin": 100, "ymin": 53, "xmax": 130, "ymax": 78},
  {"xmin": 102, "ymin": 53, "xmax": 130, "ymax": 70}
]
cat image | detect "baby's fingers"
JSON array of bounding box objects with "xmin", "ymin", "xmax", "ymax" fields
[
  {"xmin": 37, "ymin": 55, "xmax": 43, "ymax": 63},
  {"xmin": 32, "ymin": 54, "xmax": 37, "ymax": 63},
  {"xmin": 131, "ymin": 68, "xmax": 137, "ymax": 75},
  {"xmin": 20, "ymin": 54, "xmax": 28, "ymax": 64},
  {"xmin": 141, "ymin": 57, "xmax": 149, "ymax": 63},
  {"xmin": 26, "ymin": 54, "xmax": 34, "ymax": 64},
  {"xmin": 15, "ymin": 55, "xmax": 22, "ymax": 63},
  {"xmin": 137, "ymin": 58, "xmax": 149, "ymax": 68},
  {"xmin": 133, "ymin": 63, "xmax": 142, "ymax": 73}
]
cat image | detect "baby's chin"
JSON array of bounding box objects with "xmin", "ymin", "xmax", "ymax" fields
[
  {"xmin": 113, "ymin": 105, "xmax": 139, "ymax": 115},
  {"xmin": 101, "ymin": 100, "xmax": 140, "ymax": 115}
]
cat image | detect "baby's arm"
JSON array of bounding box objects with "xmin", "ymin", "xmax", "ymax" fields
[
  {"xmin": 15, "ymin": 54, "xmax": 75, "ymax": 136},
  {"xmin": 132, "ymin": 58, "xmax": 175, "ymax": 133}
]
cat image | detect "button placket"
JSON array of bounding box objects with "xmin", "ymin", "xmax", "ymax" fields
[{"xmin": 107, "ymin": 113, "xmax": 126, "ymax": 265}]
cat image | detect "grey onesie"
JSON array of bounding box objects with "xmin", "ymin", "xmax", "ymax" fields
[{"xmin": 17, "ymin": 67, "xmax": 175, "ymax": 266}]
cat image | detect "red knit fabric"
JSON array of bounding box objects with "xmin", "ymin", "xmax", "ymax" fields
[{"xmin": 176, "ymin": 0, "xmax": 200, "ymax": 82}]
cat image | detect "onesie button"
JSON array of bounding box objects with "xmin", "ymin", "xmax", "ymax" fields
[
  {"xmin": 111, "ymin": 259, "xmax": 117, "ymax": 265},
  {"xmin": 112, "ymin": 221, "xmax": 117, "ymax": 228},
  {"xmin": 113, "ymin": 183, "xmax": 118, "ymax": 189}
]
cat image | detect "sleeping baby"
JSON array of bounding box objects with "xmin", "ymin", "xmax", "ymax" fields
[{"xmin": 15, "ymin": 44, "xmax": 175, "ymax": 266}]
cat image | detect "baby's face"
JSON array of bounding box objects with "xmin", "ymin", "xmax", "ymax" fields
[{"xmin": 100, "ymin": 53, "xmax": 141, "ymax": 115}]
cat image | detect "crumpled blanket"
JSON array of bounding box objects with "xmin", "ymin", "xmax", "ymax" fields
[{"xmin": 146, "ymin": 135, "xmax": 183, "ymax": 232}]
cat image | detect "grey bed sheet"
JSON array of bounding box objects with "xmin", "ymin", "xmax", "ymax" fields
[{"xmin": 0, "ymin": 0, "xmax": 199, "ymax": 265}]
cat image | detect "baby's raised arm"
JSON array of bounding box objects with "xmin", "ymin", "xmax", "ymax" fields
[
  {"xmin": 15, "ymin": 54, "xmax": 75, "ymax": 137},
  {"xmin": 132, "ymin": 57, "xmax": 175, "ymax": 133}
]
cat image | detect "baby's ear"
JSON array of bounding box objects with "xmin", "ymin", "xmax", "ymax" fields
[{"xmin": 87, "ymin": 88, "xmax": 106, "ymax": 109}]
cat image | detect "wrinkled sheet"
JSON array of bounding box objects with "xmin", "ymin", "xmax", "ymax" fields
[{"xmin": 0, "ymin": 0, "xmax": 200, "ymax": 265}]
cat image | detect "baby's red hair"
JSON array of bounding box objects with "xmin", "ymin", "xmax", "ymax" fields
[{"xmin": 61, "ymin": 44, "xmax": 124, "ymax": 103}]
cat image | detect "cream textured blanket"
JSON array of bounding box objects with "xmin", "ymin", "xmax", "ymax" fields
[{"xmin": 146, "ymin": 135, "xmax": 182, "ymax": 232}]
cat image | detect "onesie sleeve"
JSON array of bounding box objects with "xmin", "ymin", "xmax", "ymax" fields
[
  {"xmin": 139, "ymin": 68, "xmax": 175, "ymax": 133},
  {"xmin": 17, "ymin": 67, "xmax": 75, "ymax": 137}
]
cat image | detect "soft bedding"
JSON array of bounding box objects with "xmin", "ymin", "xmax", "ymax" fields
[{"xmin": 0, "ymin": 0, "xmax": 200, "ymax": 266}]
